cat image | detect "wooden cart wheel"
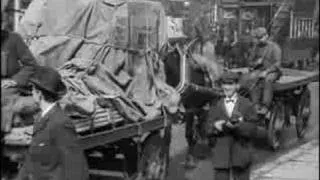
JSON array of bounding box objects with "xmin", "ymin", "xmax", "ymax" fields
[
  {"xmin": 267, "ymin": 102, "xmax": 285, "ymax": 151},
  {"xmin": 296, "ymin": 88, "xmax": 311, "ymax": 139},
  {"xmin": 132, "ymin": 134, "xmax": 169, "ymax": 180}
]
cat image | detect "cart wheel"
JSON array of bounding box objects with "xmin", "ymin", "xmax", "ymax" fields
[
  {"xmin": 132, "ymin": 134, "xmax": 169, "ymax": 180},
  {"xmin": 267, "ymin": 102, "xmax": 285, "ymax": 151},
  {"xmin": 296, "ymin": 88, "xmax": 311, "ymax": 139}
]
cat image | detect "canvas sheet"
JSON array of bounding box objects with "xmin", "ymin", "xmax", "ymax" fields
[{"xmin": 16, "ymin": 0, "xmax": 179, "ymax": 124}]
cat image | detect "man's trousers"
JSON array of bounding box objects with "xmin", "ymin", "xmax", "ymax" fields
[{"xmin": 250, "ymin": 72, "xmax": 280, "ymax": 108}]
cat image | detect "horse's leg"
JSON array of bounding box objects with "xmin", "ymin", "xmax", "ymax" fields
[{"xmin": 193, "ymin": 109, "xmax": 211, "ymax": 159}]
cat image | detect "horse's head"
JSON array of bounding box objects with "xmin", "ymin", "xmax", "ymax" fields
[{"xmin": 160, "ymin": 38, "xmax": 225, "ymax": 89}]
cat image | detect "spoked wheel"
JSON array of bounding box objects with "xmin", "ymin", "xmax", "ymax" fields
[
  {"xmin": 267, "ymin": 102, "xmax": 285, "ymax": 151},
  {"xmin": 296, "ymin": 88, "xmax": 311, "ymax": 139},
  {"xmin": 131, "ymin": 134, "xmax": 169, "ymax": 180}
]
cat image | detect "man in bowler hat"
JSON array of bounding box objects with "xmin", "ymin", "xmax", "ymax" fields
[
  {"xmin": 16, "ymin": 66, "xmax": 89, "ymax": 180},
  {"xmin": 206, "ymin": 71, "xmax": 267, "ymax": 180}
]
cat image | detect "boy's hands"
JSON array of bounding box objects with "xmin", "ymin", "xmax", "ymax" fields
[
  {"xmin": 213, "ymin": 116, "xmax": 244, "ymax": 132},
  {"xmin": 225, "ymin": 121, "xmax": 239, "ymax": 129},
  {"xmin": 214, "ymin": 120, "xmax": 226, "ymax": 131}
]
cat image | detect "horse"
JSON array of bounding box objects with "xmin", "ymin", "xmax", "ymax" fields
[{"xmin": 160, "ymin": 38, "xmax": 224, "ymax": 167}]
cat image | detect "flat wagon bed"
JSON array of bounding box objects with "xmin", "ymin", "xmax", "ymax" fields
[
  {"xmin": 230, "ymin": 67, "xmax": 318, "ymax": 150},
  {"xmin": 3, "ymin": 115, "xmax": 171, "ymax": 180},
  {"xmin": 78, "ymin": 116, "xmax": 166, "ymax": 150},
  {"xmin": 4, "ymin": 116, "xmax": 167, "ymax": 149},
  {"xmin": 230, "ymin": 67, "xmax": 319, "ymax": 91}
]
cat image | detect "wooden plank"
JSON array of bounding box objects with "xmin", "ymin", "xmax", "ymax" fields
[
  {"xmin": 274, "ymin": 73, "xmax": 319, "ymax": 91},
  {"xmin": 229, "ymin": 67, "xmax": 319, "ymax": 91},
  {"xmin": 89, "ymin": 169, "xmax": 126, "ymax": 178},
  {"xmin": 280, "ymin": 68, "xmax": 318, "ymax": 77},
  {"xmin": 78, "ymin": 117, "xmax": 164, "ymax": 150}
]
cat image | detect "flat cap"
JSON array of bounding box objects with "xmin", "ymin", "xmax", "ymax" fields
[
  {"xmin": 252, "ymin": 27, "xmax": 268, "ymax": 38},
  {"xmin": 219, "ymin": 71, "xmax": 239, "ymax": 84}
]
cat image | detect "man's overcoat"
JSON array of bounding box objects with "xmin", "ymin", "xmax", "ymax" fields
[
  {"xmin": 206, "ymin": 96, "xmax": 265, "ymax": 169},
  {"xmin": 17, "ymin": 104, "xmax": 89, "ymax": 180}
]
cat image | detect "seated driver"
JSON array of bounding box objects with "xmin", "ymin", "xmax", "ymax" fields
[
  {"xmin": 249, "ymin": 27, "xmax": 282, "ymax": 115},
  {"xmin": 1, "ymin": 0, "xmax": 39, "ymax": 133}
]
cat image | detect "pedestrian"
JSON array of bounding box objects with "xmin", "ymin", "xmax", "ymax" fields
[
  {"xmin": 16, "ymin": 66, "xmax": 89, "ymax": 180},
  {"xmin": 249, "ymin": 27, "xmax": 282, "ymax": 115},
  {"xmin": 206, "ymin": 71, "xmax": 267, "ymax": 180}
]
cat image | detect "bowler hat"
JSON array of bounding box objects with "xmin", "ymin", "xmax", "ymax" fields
[
  {"xmin": 29, "ymin": 66, "xmax": 67, "ymax": 98},
  {"xmin": 218, "ymin": 71, "xmax": 239, "ymax": 84},
  {"xmin": 252, "ymin": 27, "xmax": 268, "ymax": 38}
]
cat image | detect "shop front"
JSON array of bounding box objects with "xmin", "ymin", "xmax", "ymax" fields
[{"xmin": 219, "ymin": 0, "xmax": 274, "ymax": 37}]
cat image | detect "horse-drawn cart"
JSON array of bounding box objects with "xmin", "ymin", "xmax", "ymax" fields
[
  {"xmin": 2, "ymin": 0, "xmax": 176, "ymax": 179},
  {"xmin": 232, "ymin": 67, "xmax": 319, "ymax": 150}
]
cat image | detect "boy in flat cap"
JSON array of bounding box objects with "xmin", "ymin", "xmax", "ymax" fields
[
  {"xmin": 206, "ymin": 72, "xmax": 267, "ymax": 180},
  {"xmin": 16, "ymin": 66, "xmax": 89, "ymax": 180},
  {"xmin": 249, "ymin": 27, "xmax": 282, "ymax": 114}
]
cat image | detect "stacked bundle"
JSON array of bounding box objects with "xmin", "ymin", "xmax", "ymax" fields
[
  {"xmin": 70, "ymin": 104, "xmax": 125, "ymax": 133},
  {"xmin": 58, "ymin": 57, "xmax": 146, "ymax": 133}
]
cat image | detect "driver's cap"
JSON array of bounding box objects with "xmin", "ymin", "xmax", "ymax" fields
[{"xmin": 252, "ymin": 27, "xmax": 268, "ymax": 38}]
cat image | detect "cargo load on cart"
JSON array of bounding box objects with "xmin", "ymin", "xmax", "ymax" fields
[{"xmin": 3, "ymin": 0, "xmax": 180, "ymax": 145}]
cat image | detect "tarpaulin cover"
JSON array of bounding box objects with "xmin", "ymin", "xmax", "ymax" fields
[{"xmin": 17, "ymin": 0, "xmax": 179, "ymax": 127}]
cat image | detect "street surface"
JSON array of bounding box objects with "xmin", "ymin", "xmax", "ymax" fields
[
  {"xmin": 167, "ymin": 82, "xmax": 319, "ymax": 180},
  {"xmin": 251, "ymin": 139, "xmax": 319, "ymax": 180}
]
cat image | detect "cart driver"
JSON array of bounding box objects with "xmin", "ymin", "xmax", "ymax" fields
[
  {"xmin": 1, "ymin": 0, "xmax": 37, "ymax": 88},
  {"xmin": 249, "ymin": 27, "xmax": 282, "ymax": 115},
  {"xmin": 1, "ymin": 0, "xmax": 39, "ymax": 133}
]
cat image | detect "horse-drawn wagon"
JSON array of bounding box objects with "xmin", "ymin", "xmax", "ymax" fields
[
  {"xmin": 3, "ymin": 113, "xmax": 172, "ymax": 180},
  {"xmin": 163, "ymin": 37, "xmax": 318, "ymax": 154},
  {"xmin": 2, "ymin": 0, "xmax": 177, "ymax": 179},
  {"xmin": 232, "ymin": 67, "xmax": 319, "ymax": 150}
]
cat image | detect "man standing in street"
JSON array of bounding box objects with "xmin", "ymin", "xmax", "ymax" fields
[
  {"xmin": 249, "ymin": 27, "xmax": 282, "ymax": 115},
  {"xmin": 206, "ymin": 71, "xmax": 267, "ymax": 180},
  {"xmin": 16, "ymin": 66, "xmax": 89, "ymax": 180}
]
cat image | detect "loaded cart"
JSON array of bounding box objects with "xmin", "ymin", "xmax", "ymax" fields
[
  {"xmin": 2, "ymin": 0, "xmax": 179, "ymax": 179},
  {"xmin": 232, "ymin": 67, "xmax": 319, "ymax": 150},
  {"xmin": 4, "ymin": 112, "xmax": 173, "ymax": 180}
]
